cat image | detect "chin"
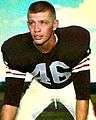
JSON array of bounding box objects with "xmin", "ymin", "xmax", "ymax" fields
[{"xmin": 34, "ymin": 41, "xmax": 44, "ymax": 46}]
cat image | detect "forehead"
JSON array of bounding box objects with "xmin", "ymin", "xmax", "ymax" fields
[{"xmin": 28, "ymin": 11, "xmax": 53, "ymax": 20}]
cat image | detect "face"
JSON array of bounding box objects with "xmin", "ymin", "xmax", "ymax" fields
[{"xmin": 27, "ymin": 10, "xmax": 58, "ymax": 45}]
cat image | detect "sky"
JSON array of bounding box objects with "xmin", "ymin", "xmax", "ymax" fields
[{"xmin": 0, "ymin": 0, "xmax": 96, "ymax": 82}]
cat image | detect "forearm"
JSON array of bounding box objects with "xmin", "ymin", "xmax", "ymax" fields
[
  {"xmin": 76, "ymin": 100, "xmax": 89, "ymax": 120},
  {"xmin": 1, "ymin": 105, "xmax": 18, "ymax": 120}
]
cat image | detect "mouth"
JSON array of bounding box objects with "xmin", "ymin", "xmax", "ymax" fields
[{"xmin": 34, "ymin": 35, "xmax": 42, "ymax": 40}]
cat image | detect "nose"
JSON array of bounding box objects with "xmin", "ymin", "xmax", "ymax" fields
[{"xmin": 34, "ymin": 24, "xmax": 41, "ymax": 32}]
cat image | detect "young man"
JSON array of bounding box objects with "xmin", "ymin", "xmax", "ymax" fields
[{"xmin": 1, "ymin": 1, "xmax": 94, "ymax": 120}]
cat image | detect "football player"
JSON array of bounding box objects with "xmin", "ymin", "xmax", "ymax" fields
[{"xmin": 1, "ymin": 1, "xmax": 95, "ymax": 120}]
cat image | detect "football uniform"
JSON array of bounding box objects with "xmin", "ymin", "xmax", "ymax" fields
[{"xmin": 1, "ymin": 26, "xmax": 94, "ymax": 120}]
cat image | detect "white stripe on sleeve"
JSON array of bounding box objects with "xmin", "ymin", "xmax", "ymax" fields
[
  {"xmin": 6, "ymin": 68, "xmax": 26, "ymax": 79},
  {"xmin": 72, "ymin": 55, "xmax": 90, "ymax": 73}
]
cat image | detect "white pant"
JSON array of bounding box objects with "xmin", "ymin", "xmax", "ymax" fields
[{"xmin": 16, "ymin": 79, "xmax": 95, "ymax": 120}]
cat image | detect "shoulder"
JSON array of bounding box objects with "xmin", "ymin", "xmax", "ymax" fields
[
  {"xmin": 56, "ymin": 25, "xmax": 89, "ymax": 33},
  {"xmin": 55, "ymin": 26, "xmax": 91, "ymax": 64},
  {"xmin": 55, "ymin": 25, "xmax": 90, "ymax": 39},
  {"xmin": 1, "ymin": 32, "xmax": 33, "ymax": 70},
  {"xmin": 55, "ymin": 25, "xmax": 90, "ymax": 48},
  {"xmin": 1, "ymin": 32, "xmax": 32, "ymax": 52}
]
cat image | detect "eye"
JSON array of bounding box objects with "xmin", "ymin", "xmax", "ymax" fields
[
  {"xmin": 40, "ymin": 20, "xmax": 48, "ymax": 24},
  {"xmin": 27, "ymin": 21, "xmax": 35, "ymax": 26}
]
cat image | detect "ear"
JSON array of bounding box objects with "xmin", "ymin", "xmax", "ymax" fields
[{"xmin": 53, "ymin": 19, "xmax": 59, "ymax": 30}]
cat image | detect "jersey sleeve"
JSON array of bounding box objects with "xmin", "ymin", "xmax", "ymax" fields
[
  {"xmin": 1, "ymin": 41, "xmax": 25, "ymax": 107},
  {"xmin": 73, "ymin": 70, "xmax": 90, "ymax": 100},
  {"xmin": 71, "ymin": 26, "xmax": 91, "ymax": 100},
  {"xmin": 3, "ymin": 77, "xmax": 24, "ymax": 107},
  {"xmin": 72, "ymin": 54, "xmax": 90, "ymax": 100}
]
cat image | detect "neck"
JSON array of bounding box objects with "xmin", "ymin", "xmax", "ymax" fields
[{"xmin": 33, "ymin": 34, "xmax": 58, "ymax": 54}]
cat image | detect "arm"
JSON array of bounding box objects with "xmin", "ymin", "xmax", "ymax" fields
[
  {"xmin": 1, "ymin": 105, "xmax": 18, "ymax": 120},
  {"xmin": 1, "ymin": 35, "xmax": 26, "ymax": 120},
  {"xmin": 73, "ymin": 70, "xmax": 90, "ymax": 120},
  {"xmin": 76, "ymin": 100, "xmax": 89, "ymax": 120},
  {"xmin": 0, "ymin": 77, "xmax": 25, "ymax": 120}
]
